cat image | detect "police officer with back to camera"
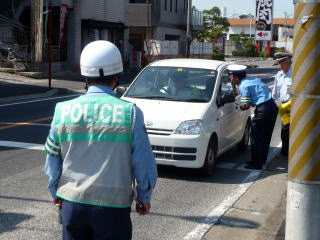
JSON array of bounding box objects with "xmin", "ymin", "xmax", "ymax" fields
[
  {"xmin": 44, "ymin": 40, "xmax": 157, "ymax": 240},
  {"xmin": 272, "ymin": 54, "xmax": 292, "ymax": 157},
  {"xmin": 228, "ymin": 65, "xmax": 278, "ymax": 170}
]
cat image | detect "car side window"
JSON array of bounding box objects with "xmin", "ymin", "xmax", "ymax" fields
[
  {"xmin": 220, "ymin": 70, "xmax": 233, "ymax": 94},
  {"xmin": 220, "ymin": 70, "xmax": 239, "ymax": 96}
]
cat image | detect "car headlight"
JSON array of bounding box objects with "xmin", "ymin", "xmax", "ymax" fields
[{"xmin": 174, "ymin": 120, "xmax": 203, "ymax": 135}]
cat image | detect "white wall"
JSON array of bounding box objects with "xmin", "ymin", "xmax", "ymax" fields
[
  {"xmin": 145, "ymin": 40, "xmax": 179, "ymax": 55},
  {"xmin": 154, "ymin": 26, "xmax": 185, "ymax": 40},
  {"xmin": 228, "ymin": 25, "xmax": 255, "ymax": 39},
  {"xmin": 278, "ymin": 26, "xmax": 294, "ymax": 42},
  {"xmin": 276, "ymin": 40, "xmax": 293, "ymax": 54},
  {"xmin": 80, "ymin": 0, "xmax": 127, "ymax": 24}
]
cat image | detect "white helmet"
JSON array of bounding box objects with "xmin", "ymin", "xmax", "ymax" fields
[{"xmin": 80, "ymin": 40, "xmax": 123, "ymax": 78}]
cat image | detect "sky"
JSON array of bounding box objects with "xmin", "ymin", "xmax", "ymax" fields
[{"xmin": 192, "ymin": 0, "xmax": 294, "ymax": 18}]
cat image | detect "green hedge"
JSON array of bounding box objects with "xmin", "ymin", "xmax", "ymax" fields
[{"xmin": 212, "ymin": 52, "xmax": 225, "ymax": 60}]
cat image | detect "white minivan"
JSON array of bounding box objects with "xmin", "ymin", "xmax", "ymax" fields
[{"xmin": 121, "ymin": 58, "xmax": 251, "ymax": 176}]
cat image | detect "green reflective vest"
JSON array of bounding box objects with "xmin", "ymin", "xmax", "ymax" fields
[{"xmin": 54, "ymin": 94, "xmax": 134, "ymax": 208}]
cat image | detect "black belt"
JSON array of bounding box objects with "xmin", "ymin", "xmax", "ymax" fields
[{"xmin": 256, "ymin": 98, "xmax": 273, "ymax": 108}]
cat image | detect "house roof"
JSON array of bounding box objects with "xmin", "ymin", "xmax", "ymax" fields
[{"xmin": 228, "ymin": 18, "xmax": 294, "ymax": 26}]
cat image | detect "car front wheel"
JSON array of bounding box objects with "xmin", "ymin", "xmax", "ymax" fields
[
  {"xmin": 237, "ymin": 119, "xmax": 251, "ymax": 151},
  {"xmin": 201, "ymin": 139, "xmax": 217, "ymax": 177}
]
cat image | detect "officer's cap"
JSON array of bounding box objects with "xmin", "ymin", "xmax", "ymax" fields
[
  {"xmin": 274, "ymin": 52, "xmax": 292, "ymax": 63},
  {"xmin": 227, "ymin": 64, "xmax": 247, "ymax": 73}
]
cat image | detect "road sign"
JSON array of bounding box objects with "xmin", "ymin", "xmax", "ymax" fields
[
  {"xmin": 255, "ymin": 31, "xmax": 272, "ymax": 40},
  {"xmin": 255, "ymin": 0, "xmax": 273, "ymax": 41}
]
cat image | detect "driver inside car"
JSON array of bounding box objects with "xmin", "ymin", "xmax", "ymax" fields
[{"xmin": 161, "ymin": 69, "xmax": 201, "ymax": 98}]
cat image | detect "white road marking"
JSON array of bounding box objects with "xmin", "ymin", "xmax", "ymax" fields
[
  {"xmin": 0, "ymin": 122, "xmax": 50, "ymax": 127},
  {"xmin": 266, "ymin": 142, "xmax": 282, "ymax": 165},
  {"xmin": 185, "ymin": 141, "xmax": 281, "ymax": 239},
  {"xmin": 216, "ymin": 142, "xmax": 282, "ymax": 170},
  {"xmin": 184, "ymin": 171, "xmax": 261, "ymax": 240},
  {"xmin": 0, "ymin": 141, "xmax": 43, "ymax": 150},
  {"xmin": 0, "ymin": 94, "xmax": 80, "ymax": 107}
]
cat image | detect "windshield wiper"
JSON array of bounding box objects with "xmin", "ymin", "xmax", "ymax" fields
[
  {"xmin": 128, "ymin": 96, "xmax": 177, "ymax": 100},
  {"xmin": 181, "ymin": 98, "xmax": 208, "ymax": 103},
  {"xmin": 127, "ymin": 96, "xmax": 208, "ymax": 102}
]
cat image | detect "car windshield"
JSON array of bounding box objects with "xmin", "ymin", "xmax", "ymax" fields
[{"xmin": 125, "ymin": 66, "xmax": 217, "ymax": 102}]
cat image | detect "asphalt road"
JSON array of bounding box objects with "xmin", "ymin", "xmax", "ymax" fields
[{"xmin": 0, "ymin": 69, "xmax": 282, "ymax": 240}]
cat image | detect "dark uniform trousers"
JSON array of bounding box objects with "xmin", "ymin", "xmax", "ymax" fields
[
  {"xmin": 61, "ymin": 200, "xmax": 132, "ymax": 240},
  {"xmin": 250, "ymin": 98, "xmax": 278, "ymax": 168}
]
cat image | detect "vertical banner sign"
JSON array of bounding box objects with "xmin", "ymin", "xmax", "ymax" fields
[
  {"xmin": 255, "ymin": 0, "xmax": 273, "ymax": 41},
  {"xmin": 59, "ymin": 4, "xmax": 68, "ymax": 43}
]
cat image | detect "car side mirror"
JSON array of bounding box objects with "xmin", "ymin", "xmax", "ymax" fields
[
  {"xmin": 114, "ymin": 86, "xmax": 127, "ymax": 97},
  {"xmin": 221, "ymin": 93, "xmax": 235, "ymax": 104}
]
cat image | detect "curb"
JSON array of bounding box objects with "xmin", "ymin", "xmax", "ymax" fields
[{"xmin": 204, "ymin": 156, "xmax": 288, "ymax": 240}]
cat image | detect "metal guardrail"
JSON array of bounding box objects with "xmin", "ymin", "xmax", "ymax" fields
[{"xmin": 225, "ymin": 56, "xmax": 271, "ymax": 62}]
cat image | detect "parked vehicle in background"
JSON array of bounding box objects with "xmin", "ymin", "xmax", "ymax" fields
[
  {"xmin": 0, "ymin": 42, "xmax": 29, "ymax": 70},
  {"xmin": 0, "ymin": 41, "xmax": 11, "ymax": 60},
  {"xmin": 121, "ymin": 58, "xmax": 251, "ymax": 176}
]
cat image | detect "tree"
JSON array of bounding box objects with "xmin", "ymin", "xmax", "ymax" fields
[
  {"xmin": 231, "ymin": 32, "xmax": 256, "ymax": 57},
  {"xmin": 239, "ymin": 13, "xmax": 254, "ymax": 19},
  {"xmin": 194, "ymin": 7, "xmax": 229, "ymax": 41}
]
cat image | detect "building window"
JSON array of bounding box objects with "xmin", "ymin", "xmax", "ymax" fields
[
  {"xmin": 165, "ymin": 34, "xmax": 180, "ymax": 40},
  {"xmin": 175, "ymin": 0, "xmax": 178, "ymax": 13},
  {"xmin": 183, "ymin": 0, "xmax": 186, "ymax": 12},
  {"xmin": 170, "ymin": 0, "xmax": 173, "ymax": 12},
  {"xmin": 165, "ymin": 0, "xmax": 167, "ymax": 10}
]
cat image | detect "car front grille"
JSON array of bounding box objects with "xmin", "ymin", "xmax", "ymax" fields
[
  {"xmin": 152, "ymin": 145, "xmax": 197, "ymax": 161},
  {"xmin": 146, "ymin": 128, "xmax": 174, "ymax": 136}
]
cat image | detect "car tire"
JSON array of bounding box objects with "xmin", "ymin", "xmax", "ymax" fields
[
  {"xmin": 201, "ymin": 139, "xmax": 217, "ymax": 177},
  {"xmin": 237, "ymin": 119, "xmax": 251, "ymax": 151}
]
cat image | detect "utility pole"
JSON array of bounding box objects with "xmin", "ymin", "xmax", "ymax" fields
[
  {"xmin": 249, "ymin": 17, "xmax": 252, "ymax": 38},
  {"xmin": 48, "ymin": 0, "xmax": 52, "ymax": 89},
  {"xmin": 31, "ymin": 0, "xmax": 43, "ymax": 62},
  {"xmin": 186, "ymin": 0, "xmax": 192, "ymax": 57},
  {"xmin": 285, "ymin": 1, "xmax": 320, "ymax": 240},
  {"xmin": 284, "ymin": 11, "xmax": 288, "ymax": 50}
]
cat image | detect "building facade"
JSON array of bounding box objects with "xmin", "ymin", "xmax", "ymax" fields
[
  {"xmin": 127, "ymin": 0, "xmax": 192, "ymax": 67},
  {"xmin": 0, "ymin": 0, "xmax": 205, "ymax": 70},
  {"xmin": 227, "ymin": 18, "xmax": 294, "ymax": 41},
  {"xmin": 226, "ymin": 18, "xmax": 294, "ymax": 54}
]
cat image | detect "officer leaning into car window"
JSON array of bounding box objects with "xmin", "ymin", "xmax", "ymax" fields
[
  {"xmin": 272, "ymin": 54, "xmax": 292, "ymax": 157},
  {"xmin": 44, "ymin": 40, "xmax": 157, "ymax": 240},
  {"xmin": 228, "ymin": 65, "xmax": 278, "ymax": 170}
]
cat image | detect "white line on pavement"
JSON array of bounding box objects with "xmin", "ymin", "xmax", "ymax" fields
[
  {"xmin": 184, "ymin": 171, "xmax": 261, "ymax": 240},
  {"xmin": 216, "ymin": 142, "xmax": 282, "ymax": 170},
  {"xmin": 0, "ymin": 141, "xmax": 44, "ymax": 150},
  {"xmin": 185, "ymin": 141, "xmax": 282, "ymax": 239},
  {"xmin": 0, "ymin": 94, "xmax": 80, "ymax": 107},
  {"xmin": 0, "ymin": 122, "xmax": 51, "ymax": 127},
  {"xmin": 267, "ymin": 142, "xmax": 282, "ymax": 165}
]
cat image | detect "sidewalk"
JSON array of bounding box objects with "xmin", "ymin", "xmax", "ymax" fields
[{"xmin": 205, "ymin": 155, "xmax": 287, "ymax": 240}]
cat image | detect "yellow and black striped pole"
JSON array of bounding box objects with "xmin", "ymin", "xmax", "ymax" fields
[{"xmin": 286, "ymin": 0, "xmax": 320, "ymax": 239}]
